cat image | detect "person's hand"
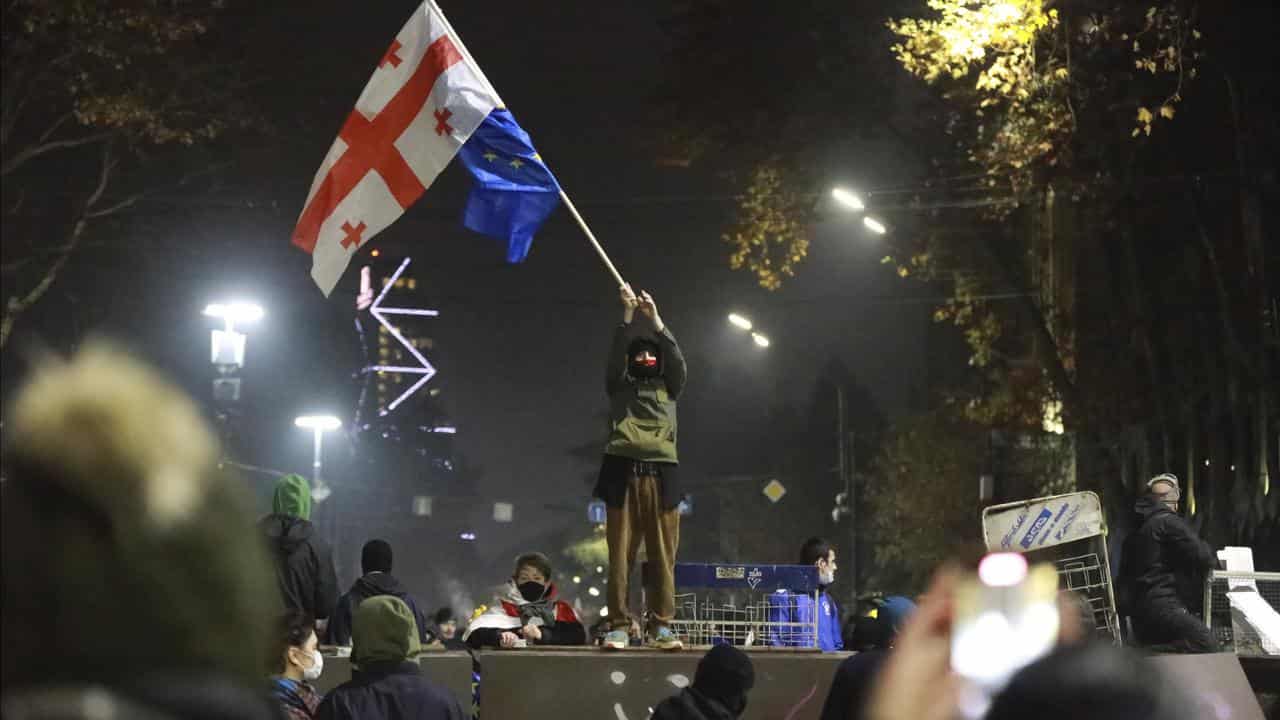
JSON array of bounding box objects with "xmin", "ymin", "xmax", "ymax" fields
[
  {"xmin": 499, "ymin": 631, "xmax": 520, "ymax": 648},
  {"xmin": 620, "ymin": 283, "xmax": 638, "ymax": 323},
  {"xmin": 522, "ymin": 623, "xmax": 542, "ymax": 642},
  {"xmin": 866, "ymin": 566, "xmax": 961, "ymax": 720},
  {"xmin": 637, "ymin": 290, "xmax": 663, "ymax": 331}
]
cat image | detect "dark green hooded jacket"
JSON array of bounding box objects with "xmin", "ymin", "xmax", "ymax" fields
[
  {"xmin": 603, "ymin": 322, "xmax": 687, "ymax": 462},
  {"xmin": 316, "ymin": 596, "xmax": 466, "ymax": 720},
  {"xmin": 259, "ymin": 474, "xmax": 339, "ymax": 620}
]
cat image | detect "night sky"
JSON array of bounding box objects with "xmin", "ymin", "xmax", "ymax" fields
[{"xmin": 5, "ymin": 0, "xmax": 931, "ymax": 601}]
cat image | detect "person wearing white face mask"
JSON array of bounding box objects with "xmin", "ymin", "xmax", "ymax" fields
[
  {"xmin": 767, "ymin": 537, "xmax": 845, "ymax": 651},
  {"xmin": 270, "ymin": 611, "xmax": 325, "ymax": 720}
]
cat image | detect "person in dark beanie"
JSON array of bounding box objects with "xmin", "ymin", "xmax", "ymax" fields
[
  {"xmin": 652, "ymin": 644, "xmax": 755, "ymax": 720},
  {"xmin": 316, "ymin": 596, "xmax": 465, "ymax": 720},
  {"xmin": 328, "ymin": 539, "xmax": 430, "ymax": 646},
  {"xmin": 597, "ymin": 283, "xmax": 689, "ymax": 650},
  {"xmin": 463, "ymin": 552, "xmax": 586, "ymax": 648},
  {"xmin": 1, "ymin": 344, "xmax": 278, "ymax": 720},
  {"xmin": 260, "ymin": 473, "xmax": 340, "ymax": 634}
]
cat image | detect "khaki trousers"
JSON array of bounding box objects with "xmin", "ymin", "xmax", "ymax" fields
[{"xmin": 605, "ymin": 470, "xmax": 680, "ymax": 633}]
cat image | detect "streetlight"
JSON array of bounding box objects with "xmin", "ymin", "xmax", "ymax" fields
[
  {"xmin": 831, "ymin": 187, "xmax": 865, "ymax": 211},
  {"xmin": 751, "ymin": 332, "xmax": 770, "ymax": 348},
  {"xmin": 295, "ymin": 415, "xmax": 341, "ymax": 503},
  {"xmin": 728, "ymin": 313, "xmax": 753, "ymax": 331},
  {"xmin": 862, "ymin": 217, "xmax": 887, "ymax": 235}
]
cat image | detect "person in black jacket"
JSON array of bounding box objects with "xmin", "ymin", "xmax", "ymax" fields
[
  {"xmin": 260, "ymin": 474, "xmax": 340, "ymax": 635},
  {"xmin": 328, "ymin": 539, "xmax": 430, "ymax": 646},
  {"xmin": 1120, "ymin": 473, "xmax": 1218, "ymax": 653},
  {"xmin": 316, "ymin": 595, "xmax": 465, "ymax": 720},
  {"xmin": 652, "ymin": 644, "xmax": 755, "ymax": 720}
]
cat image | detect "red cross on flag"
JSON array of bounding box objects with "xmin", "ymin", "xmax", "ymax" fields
[{"xmin": 292, "ymin": 1, "xmax": 503, "ymax": 295}]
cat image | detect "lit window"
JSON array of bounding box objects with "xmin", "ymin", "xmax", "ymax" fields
[{"xmin": 407, "ymin": 278, "xmax": 417, "ymax": 290}]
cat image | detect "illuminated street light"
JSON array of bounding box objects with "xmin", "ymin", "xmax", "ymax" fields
[
  {"xmin": 727, "ymin": 313, "xmax": 753, "ymax": 331},
  {"xmin": 862, "ymin": 217, "xmax": 887, "ymax": 235},
  {"xmin": 588, "ymin": 586, "xmax": 601, "ymax": 597},
  {"xmin": 459, "ymin": 532, "xmax": 477, "ymax": 541},
  {"xmin": 751, "ymin": 332, "xmax": 770, "ymax": 348},
  {"xmin": 204, "ymin": 302, "xmax": 264, "ymax": 328},
  {"xmin": 295, "ymin": 415, "xmax": 341, "ymax": 502},
  {"xmin": 205, "ymin": 301, "xmax": 263, "ymax": 370},
  {"xmin": 831, "ymin": 187, "xmax": 865, "ymax": 211}
]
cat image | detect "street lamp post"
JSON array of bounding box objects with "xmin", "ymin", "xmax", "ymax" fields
[
  {"xmin": 295, "ymin": 415, "xmax": 340, "ymax": 502},
  {"xmin": 203, "ymin": 301, "xmax": 263, "ymax": 446},
  {"xmin": 729, "ymin": 311, "xmax": 856, "ymax": 599}
]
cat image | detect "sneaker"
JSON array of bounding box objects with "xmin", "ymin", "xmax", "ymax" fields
[
  {"xmin": 602, "ymin": 629, "xmax": 630, "ymax": 650},
  {"xmin": 647, "ymin": 626, "xmax": 683, "ymax": 650}
]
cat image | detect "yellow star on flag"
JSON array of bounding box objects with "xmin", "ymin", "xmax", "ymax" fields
[
  {"xmin": 509, "ymin": 158, "xmax": 525, "ymax": 170},
  {"xmin": 482, "ymin": 151, "xmax": 498, "ymax": 162}
]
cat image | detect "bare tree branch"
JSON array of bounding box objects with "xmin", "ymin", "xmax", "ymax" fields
[
  {"xmin": 86, "ymin": 193, "xmax": 141, "ymax": 219},
  {"xmin": 36, "ymin": 111, "xmax": 75, "ymax": 144},
  {"xmin": 0, "ymin": 140, "xmax": 116, "ymax": 349},
  {"xmin": 1, "ymin": 130, "xmax": 112, "ymax": 177}
]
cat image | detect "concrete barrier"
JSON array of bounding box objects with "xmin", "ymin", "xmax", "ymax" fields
[
  {"xmin": 314, "ymin": 651, "xmax": 474, "ymax": 712},
  {"xmin": 475, "ymin": 648, "xmax": 848, "ymax": 720}
]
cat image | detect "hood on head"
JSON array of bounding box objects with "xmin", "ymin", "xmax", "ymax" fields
[
  {"xmin": 353, "ymin": 595, "xmax": 421, "ymax": 666},
  {"xmin": 259, "ymin": 514, "xmax": 314, "ymax": 554},
  {"xmin": 272, "ymin": 474, "xmax": 312, "ymax": 520},
  {"xmin": 694, "ymin": 643, "xmax": 755, "ymax": 702},
  {"xmin": 626, "ymin": 337, "xmax": 662, "ymax": 377}
]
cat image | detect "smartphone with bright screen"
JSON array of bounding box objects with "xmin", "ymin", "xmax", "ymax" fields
[{"xmin": 951, "ymin": 553, "xmax": 1060, "ymax": 715}]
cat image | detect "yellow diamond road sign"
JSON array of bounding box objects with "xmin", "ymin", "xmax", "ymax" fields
[{"xmin": 762, "ymin": 479, "xmax": 787, "ymax": 504}]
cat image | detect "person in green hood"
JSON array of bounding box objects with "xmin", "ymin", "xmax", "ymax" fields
[
  {"xmin": 260, "ymin": 473, "xmax": 339, "ymax": 636},
  {"xmin": 316, "ymin": 596, "xmax": 466, "ymax": 720}
]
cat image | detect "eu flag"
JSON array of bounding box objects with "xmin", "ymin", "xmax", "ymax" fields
[{"xmin": 458, "ymin": 109, "xmax": 560, "ymax": 263}]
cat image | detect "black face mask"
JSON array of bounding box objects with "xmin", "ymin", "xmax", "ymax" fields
[
  {"xmin": 517, "ymin": 581, "xmax": 547, "ymax": 602},
  {"xmin": 631, "ymin": 358, "xmax": 660, "ymax": 378}
]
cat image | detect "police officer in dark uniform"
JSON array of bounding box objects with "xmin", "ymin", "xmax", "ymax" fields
[{"xmin": 1121, "ymin": 473, "xmax": 1218, "ymax": 653}]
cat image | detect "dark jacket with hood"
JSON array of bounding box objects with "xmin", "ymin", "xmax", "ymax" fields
[
  {"xmin": 653, "ymin": 644, "xmax": 753, "ymax": 720},
  {"xmin": 652, "ymin": 688, "xmax": 741, "ymax": 720},
  {"xmin": 260, "ymin": 474, "xmax": 340, "ymax": 621},
  {"xmin": 595, "ymin": 322, "xmax": 688, "ymax": 509},
  {"xmin": 329, "ymin": 572, "xmax": 430, "ymax": 646},
  {"xmin": 1120, "ymin": 495, "xmax": 1216, "ymax": 612},
  {"xmin": 316, "ymin": 596, "xmax": 466, "ymax": 720}
]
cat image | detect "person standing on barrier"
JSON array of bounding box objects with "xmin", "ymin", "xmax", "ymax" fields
[
  {"xmin": 1120, "ymin": 473, "xmax": 1219, "ymax": 653},
  {"xmin": 596, "ymin": 283, "xmax": 688, "ymax": 651}
]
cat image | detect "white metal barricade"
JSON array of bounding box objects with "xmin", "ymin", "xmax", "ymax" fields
[{"xmin": 981, "ymin": 491, "xmax": 1121, "ymax": 643}]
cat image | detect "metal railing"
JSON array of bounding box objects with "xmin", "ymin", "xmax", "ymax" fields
[{"xmin": 1202, "ymin": 569, "xmax": 1280, "ymax": 656}]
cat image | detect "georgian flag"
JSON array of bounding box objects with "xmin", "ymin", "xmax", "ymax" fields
[{"xmin": 291, "ymin": 1, "xmax": 503, "ymax": 295}]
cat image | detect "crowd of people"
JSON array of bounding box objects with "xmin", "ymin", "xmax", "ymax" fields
[{"xmin": 0, "ymin": 331, "xmax": 1254, "ymax": 717}]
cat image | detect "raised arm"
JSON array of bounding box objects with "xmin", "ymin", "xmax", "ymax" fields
[
  {"xmin": 606, "ymin": 284, "xmax": 639, "ymax": 395},
  {"xmin": 636, "ymin": 290, "xmax": 686, "ymax": 399}
]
